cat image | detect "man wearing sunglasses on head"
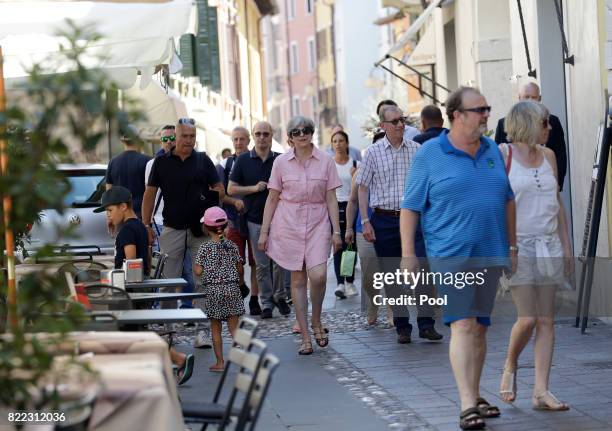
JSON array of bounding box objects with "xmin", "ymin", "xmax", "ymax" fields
[
  {"xmin": 144, "ymin": 124, "xmax": 198, "ymax": 310},
  {"xmin": 142, "ymin": 119, "xmax": 224, "ymax": 338}
]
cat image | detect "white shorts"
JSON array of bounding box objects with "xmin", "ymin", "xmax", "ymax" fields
[{"xmin": 510, "ymin": 234, "xmax": 565, "ymax": 286}]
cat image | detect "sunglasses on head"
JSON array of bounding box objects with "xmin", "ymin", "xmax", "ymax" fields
[
  {"xmin": 460, "ymin": 106, "xmax": 492, "ymax": 114},
  {"xmin": 289, "ymin": 127, "xmax": 314, "ymax": 138},
  {"xmin": 382, "ymin": 117, "xmax": 406, "ymax": 126},
  {"xmin": 254, "ymin": 131, "xmax": 271, "ymax": 138},
  {"xmin": 160, "ymin": 135, "xmax": 176, "ymax": 143},
  {"xmin": 178, "ymin": 118, "xmax": 195, "ymax": 125}
]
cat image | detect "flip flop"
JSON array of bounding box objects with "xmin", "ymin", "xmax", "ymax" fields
[{"xmin": 177, "ymin": 354, "xmax": 194, "ymax": 385}]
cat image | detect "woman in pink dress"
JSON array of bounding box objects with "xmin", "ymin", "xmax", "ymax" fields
[{"xmin": 259, "ymin": 116, "xmax": 342, "ymax": 355}]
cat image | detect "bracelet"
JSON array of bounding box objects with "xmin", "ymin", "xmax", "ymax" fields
[
  {"xmin": 333, "ymin": 232, "xmax": 341, "ymax": 235},
  {"xmin": 345, "ymin": 228, "xmax": 354, "ymax": 231},
  {"xmin": 361, "ymin": 218, "xmax": 370, "ymax": 226},
  {"xmin": 509, "ymin": 245, "xmax": 519, "ymax": 252}
]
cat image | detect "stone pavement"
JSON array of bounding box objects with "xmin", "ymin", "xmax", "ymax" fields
[{"xmin": 176, "ymin": 260, "xmax": 612, "ymax": 430}]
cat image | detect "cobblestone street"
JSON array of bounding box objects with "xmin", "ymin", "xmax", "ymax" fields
[{"xmin": 177, "ymin": 263, "xmax": 612, "ymax": 430}]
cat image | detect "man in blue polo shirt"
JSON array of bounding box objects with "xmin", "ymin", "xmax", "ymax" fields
[
  {"xmin": 228, "ymin": 121, "xmax": 290, "ymax": 319},
  {"xmin": 400, "ymin": 87, "xmax": 517, "ymax": 430}
]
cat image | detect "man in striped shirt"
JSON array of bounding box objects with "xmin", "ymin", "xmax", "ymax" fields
[{"xmin": 356, "ymin": 104, "xmax": 441, "ymax": 344}]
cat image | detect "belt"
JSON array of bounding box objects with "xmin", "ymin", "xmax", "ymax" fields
[{"xmin": 373, "ymin": 208, "xmax": 401, "ymax": 217}]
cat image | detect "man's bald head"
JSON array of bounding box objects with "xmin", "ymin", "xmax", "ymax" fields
[{"xmin": 519, "ymin": 82, "xmax": 541, "ymax": 102}]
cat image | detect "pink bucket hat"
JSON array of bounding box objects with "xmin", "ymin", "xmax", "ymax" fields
[{"xmin": 200, "ymin": 206, "xmax": 228, "ymax": 226}]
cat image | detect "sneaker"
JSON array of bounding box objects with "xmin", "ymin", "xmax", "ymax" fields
[
  {"xmin": 335, "ymin": 284, "xmax": 346, "ymax": 299},
  {"xmin": 261, "ymin": 308, "xmax": 273, "ymax": 319},
  {"xmin": 276, "ymin": 298, "xmax": 291, "ymax": 316},
  {"xmin": 249, "ymin": 296, "xmax": 262, "ymax": 316},
  {"xmin": 345, "ymin": 282, "xmax": 358, "ymax": 297},
  {"xmin": 194, "ymin": 329, "xmax": 212, "ymax": 349}
]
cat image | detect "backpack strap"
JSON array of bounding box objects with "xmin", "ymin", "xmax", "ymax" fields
[{"xmin": 352, "ymin": 159, "xmax": 357, "ymax": 169}]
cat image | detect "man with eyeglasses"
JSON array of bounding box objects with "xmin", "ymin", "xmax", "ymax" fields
[
  {"xmin": 144, "ymin": 124, "xmax": 198, "ymax": 310},
  {"xmin": 142, "ymin": 118, "xmax": 224, "ymax": 348},
  {"xmin": 105, "ymin": 124, "xmax": 151, "ymax": 219},
  {"xmin": 218, "ymin": 126, "xmax": 261, "ymax": 316},
  {"xmin": 401, "ymin": 86, "xmax": 516, "ymax": 429},
  {"xmin": 356, "ymin": 105, "xmax": 441, "ymax": 345},
  {"xmin": 228, "ymin": 121, "xmax": 290, "ymax": 319},
  {"xmin": 494, "ymin": 82, "xmax": 567, "ymax": 190}
]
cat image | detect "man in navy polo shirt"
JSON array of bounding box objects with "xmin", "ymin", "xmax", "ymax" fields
[
  {"xmin": 401, "ymin": 87, "xmax": 517, "ymax": 429},
  {"xmin": 228, "ymin": 121, "xmax": 290, "ymax": 319}
]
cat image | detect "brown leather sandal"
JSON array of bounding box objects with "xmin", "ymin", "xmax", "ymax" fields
[
  {"xmin": 312, "ymin": 325, "xmax": 329, "ymax": 347},
  {"xmin": 298, "ymin": 339, "xmax": 313, "ymax": 355}
]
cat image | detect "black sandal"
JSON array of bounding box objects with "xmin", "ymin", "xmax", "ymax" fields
[
  {"xmin": 476, "ymin": 396, "xmax": 501, "ymax": 418},
  {"xmin": 312, "ymin": 325, "xmax": 329, "ymax": 347},
  {"xmin": 459, "ymin": 407, "xmax": 485, "ymax": 430}
]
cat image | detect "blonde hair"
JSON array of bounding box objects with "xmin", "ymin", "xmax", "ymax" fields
[{"xmin": 504, "ymin": 101, "xmax": 548, "ymax": 148}]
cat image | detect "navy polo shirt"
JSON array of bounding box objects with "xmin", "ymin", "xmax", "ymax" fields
[
  {"xmin": 229, "ymin": 149, "xmax": 279, "ymax": 224},
  {"xmin": 401, "ymin": 131, "xmax": 514, "ymax": 267},
  {"xmin": 148, "ymin": 149, "xmax": 219, "ymax": 229}
]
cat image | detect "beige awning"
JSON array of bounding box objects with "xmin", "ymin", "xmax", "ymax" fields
[
  {"xmin": 404, "ymin": 19, "xmax": 436, "ymax": 66},
  {"xmin": 383, "ymin": 0, "xmax": 443, "ymax": 57}
]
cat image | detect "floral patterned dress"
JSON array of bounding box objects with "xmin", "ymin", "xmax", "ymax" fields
[{"xmin": 194, "ymin": 239, "xmax": 245, "ymax": 320}]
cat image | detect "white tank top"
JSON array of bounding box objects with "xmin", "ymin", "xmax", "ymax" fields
[
  {"xmin": 507, "ymin": 145, "xmax": 559, "ymax": 236},
  {"xmin": 335, "ymin": 157, "xmax": 355, "ymax": 203}
]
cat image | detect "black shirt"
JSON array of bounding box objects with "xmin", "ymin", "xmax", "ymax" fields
[
  {"xmin": 106, "ymin": 150, "xmax": 151, "ymax": 217},
  {"xmin": 115, "ymin": 218, "xmax": 150, "ymax": 274},
  {"xmin": 413, "ymin": 127, "xmax": 448, "ymax": 145},
  {"xmin": 494, "ymin": 115, "xmax": 567, "ymax": 190},
  {"xmin": 229, "ymin": 150, "xmax": 279, "ymax": 224},
  {"xmin": 148, "ymin": 149, "xmax": 220, "ymax": 229}
]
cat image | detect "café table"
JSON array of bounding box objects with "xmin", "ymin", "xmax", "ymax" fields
[
  {"xmin": 90, "ymin": 309, "xmax": 207, "ymax": 327},
  {"xmin": 124, "ymin": 278, "xmax": 188, "ymax": 291}
]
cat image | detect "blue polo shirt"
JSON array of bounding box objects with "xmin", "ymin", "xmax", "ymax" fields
[{"xmin": 401, "ymin": 131, "xmax": 513, "ymax": 267}]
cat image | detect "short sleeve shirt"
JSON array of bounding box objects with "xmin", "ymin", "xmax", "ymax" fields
[
  {"xmin": 401, "ymin": 131, "xmax": 514, "ymax": 263},
  {"xmin": 148, "ymin": 149, "xmax": 220, "ymax": 229},
  {"xmin": 229, "ymin": 150, "xmax": 278, "ymax": 224},
  {"xmin": 115, "ymin": 218, "xmax": 150, "ymax": 274},
  {"xmin": 106, "ymin": 151, "xmax": 151, "ymax": 217}
]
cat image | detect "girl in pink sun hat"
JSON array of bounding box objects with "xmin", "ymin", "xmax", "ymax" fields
[{"xmin": 194, "ymin": 206, "xmax": 245, "ymax": 372}]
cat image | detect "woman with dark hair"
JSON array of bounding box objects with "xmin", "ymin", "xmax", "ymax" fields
[
  {"xmin": 259, "ymin": 116, "xmax": 342, "ymax": 355},
  {"xmin": 331, "ymin": 130, "xmax": 358, "ymax": 298}
]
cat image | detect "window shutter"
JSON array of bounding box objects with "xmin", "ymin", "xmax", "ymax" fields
[
  {"xmin": 195, "ymin": 0, "xmax": 221, "ymax": 91},
  {"xmin": 178, "ymin": 34, "xmax": 196, "ymax": 77}
]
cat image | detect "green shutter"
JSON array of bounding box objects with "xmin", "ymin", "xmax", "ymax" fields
[
  {"xmin": 195, "ymin": 0, "xmax": 221, "ymax": 91},
  {"xmin": 178, "ymin": 34, "xmax": 196, "ymax": 77}
]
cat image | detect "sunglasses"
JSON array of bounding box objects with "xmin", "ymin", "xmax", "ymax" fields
[
  {"xmin": 160, "ymin": 135, "xmax": 176, "ymax": 143},
  {"xmin": 382, "ymin": 117, "xmax": 406, "ymax": 126},
  {"xmin": 460, "ymin": 106, "xmax": 492, "ymax": 114},
  {"xmin": 289, "ymin": 127, "xmax": 314, "ymax": 138},
  {"xmin": 542, "ymin": 118, "xmax": 549, "ymax": 128},
  {"xmin": 254, "ymin": 131, "xmax": 272, "ymax": 138},
  {"xmin": 178, "ymin": 118, "xmax": 195, "ymax": 125}
]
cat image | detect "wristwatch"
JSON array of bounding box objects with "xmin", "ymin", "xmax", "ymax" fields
[
  {"xmin": 361, "ymin": 218, "xmax": 370, "ymax": 226},
  {"xmin": 509, "ymin": 245, "xmax": 519, "ymax": 252}
]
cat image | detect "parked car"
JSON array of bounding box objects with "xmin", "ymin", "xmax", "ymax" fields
[{"xmin": 21, "ymin": 164, "xmax": 114, "ymax": 259}]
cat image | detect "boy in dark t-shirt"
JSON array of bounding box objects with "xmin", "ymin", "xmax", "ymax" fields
[
  {"xmin": 94, "ymin": 186, "xmax": 195, "ymax": 385},
  {"xmin": 94, "ymin": 186, "xmax": 149, "ymax": 274}
]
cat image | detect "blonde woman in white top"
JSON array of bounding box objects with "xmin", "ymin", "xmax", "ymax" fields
[{"xmin": 499, "ymin": 100, "xmax": 572, "ymax": 411}]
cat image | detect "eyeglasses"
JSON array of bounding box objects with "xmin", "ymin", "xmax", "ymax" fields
[
  {"xmin": 459, "ymin": 106, "xmax": 492, "ymax": 115},
  {"xmin": 254, "ymin": 131, "xmax": 272, "ymax": 138},
  {"xmin": 289, "ymin": 127, "xmax": 314, "ymax": 138},
  {"xmin": 542, "ymin": 118, "xmax": 549, "ymax": 128},
  {"xmin": 178, "ymin": 118, "xmax": 195, "ymax": 125},
  {"xmin": 382, "ymin": 117, "xmax": 406, "ymax": 126},
  {"xmin": 160, "ymin": 135, "xmax": 176, "ymax": 143}
]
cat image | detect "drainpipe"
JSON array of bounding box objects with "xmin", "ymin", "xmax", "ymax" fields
[
  {"xmin": 284, "ymin": 0, "xmax": 293, "ymax": 117},
  {"xmin": 244, "ymin": 0, "xmax": 254, "ymax": 128}
]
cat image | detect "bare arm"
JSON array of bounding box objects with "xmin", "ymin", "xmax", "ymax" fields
[
  {"xmin": 358, "ymin": 184, "xmax": 375, "ymax": 242},
  {"xmin": 400, "ymin": 209, "xmax": 420, "ymax": 257},
  {"xmin": 545, "ymin": 149, "xmax": 572, "ymax": 256},
  {"xmin": 193, "ymin": 264, "xmax": 203, "ymax": 277},
  {"xmin": 326, "ymin": 189, "xmax": 342, "ymax": 253},
  {"xmin": 345, "ymin": 174, "xmax": 359, "ymax": 243},
  {"xmin": 210, "ymin": 182, "xmax": 225, "ymax": 203},
  {"xmin": 105, "ymin": 183, "xmax": 112, "ymax": 191},
  {"xmin": 227, "ymin": 180, "xmax": 261, "ymax": 196},
  {"xmin": 141, "ymin": 186, "xmax": 158, "ymax": 226},
  {"xmin": 123, "ymin": 244, "xmax": 137, "ymax": 260}
]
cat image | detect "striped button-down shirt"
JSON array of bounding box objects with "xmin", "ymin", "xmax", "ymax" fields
[{"xmin": 356, "ymin": 135, "xmax": 420, "ymax": 210}]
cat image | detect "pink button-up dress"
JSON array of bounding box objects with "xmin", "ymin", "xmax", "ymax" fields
[{"xmin": 266, "ymin": 146, "xmax": 341, "ymax": 271}]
